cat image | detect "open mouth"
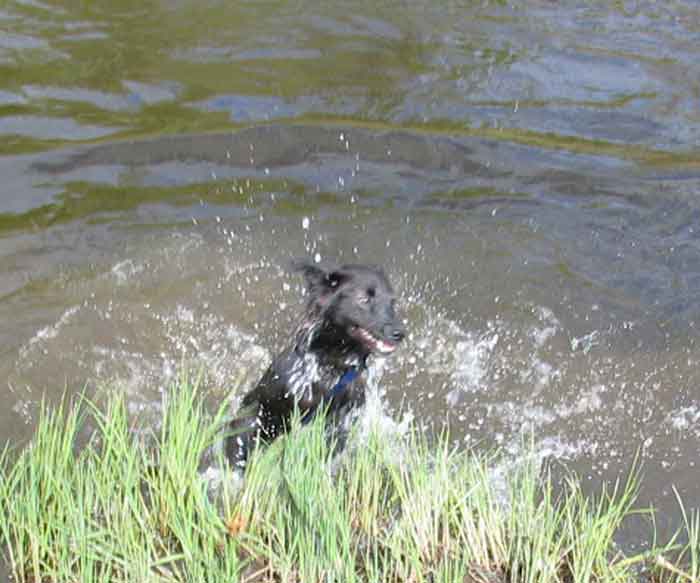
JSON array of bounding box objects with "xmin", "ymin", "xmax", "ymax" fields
[{"xmin": 350, "ymin": 326, "xmax": 397, "ymax": 355}]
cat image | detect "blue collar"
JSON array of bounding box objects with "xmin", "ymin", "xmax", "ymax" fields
[
  {"xmin": 301, "ymin": 363, "xmax": 365, "ymax": 427},
  {"xmin": 329, "ymin": 366, "xmax": 360, "ymax": 399}
]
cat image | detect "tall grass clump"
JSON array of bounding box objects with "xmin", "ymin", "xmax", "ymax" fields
[
  {"xmin": 652, "ymin": 492, "xmax": 700, "ymax": 583},
  {"xmin": 0, "ymin": 372, "xmax": 239, "ymax": 582},
  {"xmin": 1, "ymin": 372, "xmax": 698, "ymax": 582}
]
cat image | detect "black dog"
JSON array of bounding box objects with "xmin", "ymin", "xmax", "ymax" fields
[{"xmin": 225, "ymin": 260, "xmax": 405, "ymax": 468}]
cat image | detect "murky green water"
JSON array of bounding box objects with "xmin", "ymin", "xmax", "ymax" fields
[{"xmin": 3, "ymin": 0, "xmax": 700, "ymax": 564}]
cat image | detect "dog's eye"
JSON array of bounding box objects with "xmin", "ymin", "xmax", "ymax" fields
[{"xmin": 359, "ymin": 287, "xmax": 375, "ymax": 305}]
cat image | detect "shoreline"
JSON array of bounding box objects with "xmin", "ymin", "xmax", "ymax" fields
[{"xmin": 1, "ymin": 375, "xmax": 697, "ymax": 583}]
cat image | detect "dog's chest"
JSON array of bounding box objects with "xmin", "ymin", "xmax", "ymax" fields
[{"xmin": 283, "ymin": 352, "xmax": 362, "ymax": 407}]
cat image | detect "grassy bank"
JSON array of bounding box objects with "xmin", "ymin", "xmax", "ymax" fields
[{"xmin": 0, "ymin": 375, "xmax": 698, "ymax": 583}]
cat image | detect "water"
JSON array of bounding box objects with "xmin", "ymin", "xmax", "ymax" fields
[{"xmin": 2, "ymin": 0, "xmax": 700, "ymax": 561}]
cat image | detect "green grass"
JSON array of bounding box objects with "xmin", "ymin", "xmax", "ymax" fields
[{"xmin": 0, "ymin": 374, "xmax": 698, "ymax": 582}]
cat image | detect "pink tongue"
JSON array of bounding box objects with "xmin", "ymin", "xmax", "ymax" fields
[{"xmin": 376, "ymin": 339, "xmax": 396, "ymax": 353}]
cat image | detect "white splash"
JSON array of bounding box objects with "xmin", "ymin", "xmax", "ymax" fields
[
  {"xmin": 109, "ymin": 259, "xmax": 145, "ymax": 284},
  {"xmin": 286, "ymin": 351, "xmax": 321, "ymax": 401},
  {"xmin": 666, "ymin": 406, "xmax": 700, "ymax": 432},
  {"xmin": 19, "ymin": 305, "xmax": 81, "ymax": 359},
  {"xmin": 530, "ymin": 306, "xmax": 560, "ymax": 348},
  {"xmin": 355, "ymin": 357, "xmax": 413, "ymax": 444},
  {"xmin": 571, "ymin": 330, "xmax": 600, "ymax": 354},
  {"xmin": 415, "ymin": 317, "xmax": 500, "ymax": 398}
]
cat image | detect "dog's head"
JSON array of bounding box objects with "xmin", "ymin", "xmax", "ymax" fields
[{"xmin": 294, "ymin": 259, "xmax": 405, "ymax": 357}]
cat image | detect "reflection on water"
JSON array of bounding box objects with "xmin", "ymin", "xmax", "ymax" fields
[
  {"xmin": 2, "ymin": 0, "xmax": 700, "ymax": 156},
  {"xmin": 2, "ymin": 0, "xmax": 700, "ymax": 555}
]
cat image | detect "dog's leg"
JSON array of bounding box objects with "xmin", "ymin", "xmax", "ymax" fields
[{"xmin": 225, "ymin": 408, "xmax": 260, "ymax": 469}]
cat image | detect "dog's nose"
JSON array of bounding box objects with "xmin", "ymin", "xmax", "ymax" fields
[{"xmin": 390, "ymin": 327, "xmax": 405, "ymax": 342}]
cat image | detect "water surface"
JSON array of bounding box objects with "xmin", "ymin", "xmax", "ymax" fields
[{"xmin": 2, "ymin": 0, "xmax": 700, "ymax": 561}]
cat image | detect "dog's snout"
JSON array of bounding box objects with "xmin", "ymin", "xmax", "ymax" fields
[{"xmin": 385, "ymin": 323, "xmax": 405, "ymax": 343}]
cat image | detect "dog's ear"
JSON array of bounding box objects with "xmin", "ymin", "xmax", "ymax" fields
[
  {"xmin": 291, "ymin": 259, "xmax": 325, "ymax": 289},
  {"xmin": 291, "ymin": 259, "xmax": 348, "ymax": 298}
]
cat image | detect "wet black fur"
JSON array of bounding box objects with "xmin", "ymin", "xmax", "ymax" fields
[{"xmin": 225, "ymin": 259, "xmax": 405, "ymax": 468}]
